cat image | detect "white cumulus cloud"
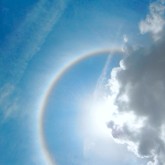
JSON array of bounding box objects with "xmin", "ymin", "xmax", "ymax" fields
[
  {"xmin": 139, "ymin": 0, "xmax": 165, "ymax": 40},
  {"xmin": 106, "ymin": 1, "xmax": 165, "ymax": 165}
]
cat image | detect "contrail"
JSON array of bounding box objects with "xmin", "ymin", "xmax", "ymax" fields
[{"xmin": 94, "ymin": 55, "xmax": 112, "ymax": 98}]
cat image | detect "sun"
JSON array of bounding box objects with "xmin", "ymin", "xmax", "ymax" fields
[
  {"xmin": 80, "ymin": 91, "xmax": 144, "ymax": 139},
  {"xmin": 80, "ymin": 94, "xmax": 115, "ymax": 138}
]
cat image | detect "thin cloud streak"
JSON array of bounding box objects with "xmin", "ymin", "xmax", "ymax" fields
[{"xmin": 0, "ymin": 0, "xmax": 66, "ymax": 118}]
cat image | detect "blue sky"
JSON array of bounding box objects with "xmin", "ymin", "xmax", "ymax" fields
[{"xmin": 1, "ymin": 0, "xmax": 163, "ymax": 165}]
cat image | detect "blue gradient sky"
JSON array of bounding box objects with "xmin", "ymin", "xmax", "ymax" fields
[{"xmin": 0, "ymin": 0, "xmax": 153, "ymax": 165}]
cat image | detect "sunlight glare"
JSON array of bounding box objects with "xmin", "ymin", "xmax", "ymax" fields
[{"xmin": 81, "ymin": 95, "xmax": 115, "ymax": 137}]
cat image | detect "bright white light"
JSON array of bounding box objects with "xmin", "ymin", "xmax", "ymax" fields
[
  {"xmin": 88, "ymin": 99, "xmax": 110, "ymax": 136},
  {"xmin": 80, "ymin": 92, "xmax": 145, "ymax": 139},
  {"xmin": 81, "ymin": 95, "xmax": 115, "ymax": 138}
]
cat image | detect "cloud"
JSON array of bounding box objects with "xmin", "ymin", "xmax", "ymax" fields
[
  {"xmin": 139, "ymin": 0, "xmax": 165, "ymax": 40},
  {"xmin": 0, "ymin": 0, "xmax": 66, "ymax": 118},
  {"xmin": 106, "ymin": 1, "xmax": 165, "ymax": 164}
]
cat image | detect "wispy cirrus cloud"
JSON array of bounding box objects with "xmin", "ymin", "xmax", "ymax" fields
[{"xmin": 0, "ymin": 0, "xmax": 66, "ymax": 118}]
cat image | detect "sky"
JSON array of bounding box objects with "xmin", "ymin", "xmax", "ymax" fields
[{"xmin": 1, "ymin": 0, "xmax": 165, "ymax": 165}]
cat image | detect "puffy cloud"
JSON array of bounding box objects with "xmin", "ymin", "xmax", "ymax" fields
[
  {"xmin": 139, "ymin": 0, "xmax": 165, "ymax": 40},
  {"xmin": 106, "ymin": 1, "xmax": 165, "ymax": 164}
]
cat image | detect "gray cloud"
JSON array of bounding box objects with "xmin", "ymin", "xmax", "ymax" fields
[{"xmin": 107, "ymin": 1, "xmax": 165, "ymax": 164}]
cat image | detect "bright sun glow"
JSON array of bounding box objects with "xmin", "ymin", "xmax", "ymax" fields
[
  {"xmin": 88, "ymin": 99, "xmax": 111, "ymax": 136},
  {"xmin": 81, "ymin": 95, "xmax": 115, "ymax": 137},
  {"xmin": 80, "ymin": 93, "xmax": 145, "ymax": 138}
]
